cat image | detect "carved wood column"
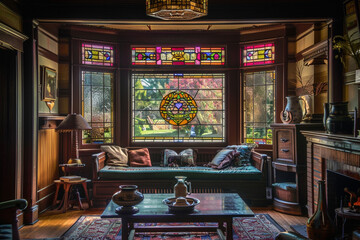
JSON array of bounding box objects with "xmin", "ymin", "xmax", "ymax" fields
[{"xmin": 23, "ymin": 19, "xmax": 39, "ymax": 224}]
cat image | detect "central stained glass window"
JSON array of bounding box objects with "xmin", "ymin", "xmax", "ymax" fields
[
  {"xmin": 160, "ymin": 90, "xmax": 198, "ymax": 126},
  {"xmin": 132, "ymin": 73, "xmax": 225, "ymax": 142}
]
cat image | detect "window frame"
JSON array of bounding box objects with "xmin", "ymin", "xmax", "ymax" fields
[
  {"xmin": 130, "ymin": 71, "xmax": 227, "ymax": 144},
  {"xmin": 239, "ymin": 39, "xmax": 285, "ymax": 147},
  {"xmin": 72, "ymin": 40, "xmax": 119, "ymax": 149},
  {"xmin": 69, "ymin": 30, "xmax": 286, "ymax": 150}
]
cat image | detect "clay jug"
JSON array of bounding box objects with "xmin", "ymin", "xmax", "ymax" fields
[
  {"xmin": 281, "ymin": 96, "xmax": 305, "ymax": 123},
  {"xmin": 306, "ymin": 180, "xmax": 335, "ymax": 240},
  {"xmin": 325, "ymin": 102, "xmax": 353, "ymax": 134},
  {"xmin": 174, "ymin": 176, "xmax": 191, "ymax": 198}
]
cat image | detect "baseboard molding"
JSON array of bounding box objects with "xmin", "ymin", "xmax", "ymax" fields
[{"xmin": 23, "ymin": 205, "xmax": 39, "ymax": 225}]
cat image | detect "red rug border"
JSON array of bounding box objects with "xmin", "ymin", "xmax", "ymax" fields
[{"xmin": 61, "ymin": 213, "xmax": 285, "ymax": 239}]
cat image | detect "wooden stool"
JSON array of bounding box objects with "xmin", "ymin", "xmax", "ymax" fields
[{"xmin": 53, "ymin": 178, "xmax": 91, "ymax": 213}]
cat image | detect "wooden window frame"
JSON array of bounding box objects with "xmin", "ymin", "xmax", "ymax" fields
[{"xmin": 69, "ymin": 29, "xmax": 286, "ymax": 150}]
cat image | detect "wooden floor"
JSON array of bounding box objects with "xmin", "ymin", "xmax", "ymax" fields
[{"xmin": 19, "ymin": 207, "xmax": 307, "ymax": 239}]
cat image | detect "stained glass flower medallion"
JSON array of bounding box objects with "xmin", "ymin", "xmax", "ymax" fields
[{"xmin": 159, "ymin": 90, "xmax": 198, "ymax": 126}]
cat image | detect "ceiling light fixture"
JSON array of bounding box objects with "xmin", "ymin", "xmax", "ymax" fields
[{"xmin": 146, "ymin": 0, "xmax": 208, "ymax": 21}]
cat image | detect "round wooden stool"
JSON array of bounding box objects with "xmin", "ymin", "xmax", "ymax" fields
[{"xmin": 53, "ymin": 178, "xmax": 91, "ymax": 212}]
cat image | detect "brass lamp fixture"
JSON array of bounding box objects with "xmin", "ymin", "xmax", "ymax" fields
[
  {"xmin": 146, "ymin": 0, "xmax": 208, "ymax": 20},
  {"xmin": 56, "ymin": 113, "xmax": 91, "ymax": 164}
]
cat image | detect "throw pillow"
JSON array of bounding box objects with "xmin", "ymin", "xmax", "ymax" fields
[
  {"xmin": 163, "ymin": 149, "xmax": 196, "ymax": 167},
  {"xmin": 209, "ymin": 149, "xmax": 234, "ymax": 166},
  {"xmin": 100, "ymin": 145, "xmax": 128, "ymax": 167},
  {"xmin": 209, "ymin": 149, "xmax": 239, "ymax": 169},
  {"xmin": 226, "ymin": 144, "xmax": 255, "ymax": 166},
  {"xmin": 128, "ymin": 148, "xmax": 152, "ymax": 167}
]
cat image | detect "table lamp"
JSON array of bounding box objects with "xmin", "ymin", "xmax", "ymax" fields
[{"xmin": 56, "ymin": 113, "xmax": 91, "ymax": 164}]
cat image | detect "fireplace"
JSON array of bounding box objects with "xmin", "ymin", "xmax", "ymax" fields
[
  {"xmin": 302, "ymin": 131, "xmax": 360, "ymax": 238},
  {"xmin": 327, "ymin": 170, "xmax": 360, "ymax": 217}
]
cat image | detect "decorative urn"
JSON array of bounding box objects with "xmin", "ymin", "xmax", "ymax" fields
[{"xmin": 112, "ymin": 185, "xmax": 144, "ymax": 214}]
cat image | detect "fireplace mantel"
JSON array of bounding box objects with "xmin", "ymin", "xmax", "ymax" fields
[{"xmin": 301, "ymin": 131, "xmax": 360, "ymax": 216}]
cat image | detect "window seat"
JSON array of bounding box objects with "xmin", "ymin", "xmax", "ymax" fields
[
  {"xmin": 91, "ymin": 149, "xmax": 271, "ymax": 207},
  {"xmin": 99, "ymin": 165, "xmax": 262, "ymax": 180}
]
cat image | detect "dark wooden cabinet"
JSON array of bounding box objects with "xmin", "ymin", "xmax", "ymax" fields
[{"xmin": 271, "ymin": 123, "xmax": 323, "ymax": 215}]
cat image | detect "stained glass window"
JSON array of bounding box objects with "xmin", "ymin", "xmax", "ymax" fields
[
  {"xmin": 132, "ymin": 47, "xmax": 225, "ymax": 65},
  {"xmin": 160, "ymin": 90, "xmax": 198, "ymax": 126},
  {"xmin": 242, "ymin": 43, "xmax": 275, "ymax": 66},
  {"xmin": 81, "ymin": 71, "xmax": 114, "ymax": 144},
  {"xmin": 132, "ymin": 73, "xmax": 225, "ymax": 142},
  {"xmin": 244, "ymin": 70, "xmax": 275, "ymax": 144},
  {"xmin": 82, "ymin": 43, "xmax": 114, "ymax": 66}
]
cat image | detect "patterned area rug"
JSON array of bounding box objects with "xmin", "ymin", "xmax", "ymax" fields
[{"xmin": 61, "ymin": 214, "xmax": 284, "ymax": 239}]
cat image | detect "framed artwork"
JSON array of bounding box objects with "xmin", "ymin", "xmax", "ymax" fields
[{"xmin": 41, "ymin": 66, "xmax": 57, "ymax": 101}]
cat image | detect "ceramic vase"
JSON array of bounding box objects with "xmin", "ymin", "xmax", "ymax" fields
[
  {"xmin": 112, "ymin": 185, "xmax": 144, "ymax": 214},
  {"xmin": 306, "ymin": 180, "xmax": 335, "ymax": 240},
  {"xmin": 281, "ymin": 96, "xmax": 304, "ymax": 123},
  {"xmin": 325, "ymin": 102, "xmax": 353, "ymax": 134},
  {"xmin": 174, "ymin": 176, "xmax": 191, "ymax": 198},
  {"xmin": 299, "ymin": 95, "xmax": 313, "ymax": 122}
]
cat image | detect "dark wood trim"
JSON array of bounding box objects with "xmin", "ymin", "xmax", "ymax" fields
[
  {"xmin": 295, "ymin": 39, "xmax": 328, "ymax": 64},
  {"xmin": 0, "ymin": 22, "xmax": 28, "ymax": 52},
  {"xmin": 23, "ymin": 19, "xmax": 39, "ymax": 225},
  {"xmin": 328, "ymin": 10, "xmax": 344, "ymax": 103},
  {"xmin": 38, "ymin": 115, "xmax": 65, "ymax": 129},
  {"xmin": 38, "ymin": 46, "xmax": 58, "ymax": 63}
]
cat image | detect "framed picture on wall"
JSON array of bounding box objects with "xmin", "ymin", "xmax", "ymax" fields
[{"xmin": 41, "ymin": 66, "xmax": 57, "ymax": 101}]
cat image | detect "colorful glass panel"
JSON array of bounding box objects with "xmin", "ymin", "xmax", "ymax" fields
[
  {"xmin": 243, "ymin": 70, "xmax": 275, "ymax": 145},
  {"xmin": 81, "ymin": 71, "xmax": 114, "ymax": 144},
  {"xmin": 242, "ymin": 43, "xmax": 275, "ymax": 66},
  {"xmin": 132, "ymin": 46, "xmax": 225, "ymax": 65},
  {"xmin": 160, "ymin": 90, "xmax": 198, "ymax": 126},
  {"xmin": 132, "ymin": 73, "xmax": 225, "ymax": 142},
  {"xmin": 82, "ymin": 43, "xmax": 114, "ymax": 66}
]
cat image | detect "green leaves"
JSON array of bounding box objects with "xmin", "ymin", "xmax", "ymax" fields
[{"xmin": 333, "ymin": 32, "xmax": 360, "ymax": 69}]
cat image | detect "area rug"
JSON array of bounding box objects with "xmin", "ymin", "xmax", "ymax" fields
[{"xmin": 61, "ymin": 214, "xmax": 284, "ymax": 240}]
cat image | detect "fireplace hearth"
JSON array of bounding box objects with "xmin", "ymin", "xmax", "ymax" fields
[{"xmin": 327, "ymin": 170, "xmax": 360, "ymax": 217}]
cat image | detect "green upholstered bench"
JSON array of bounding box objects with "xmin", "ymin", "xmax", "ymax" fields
[
  {"xmin": 91, "ymin": 149, "xmax": 271, "ymax": 207},
  {"xmin": 99, "ymin": 166, "xmax": 262, "ymax": 180}
]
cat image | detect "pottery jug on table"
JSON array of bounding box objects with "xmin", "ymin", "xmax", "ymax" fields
[
  {"xmin": 174, "ymin": 176, "xmax": 191, "ymax": 198},
  {"xmin": 280, "ymin": 96, "xmax": 305, "ymax": 124}
]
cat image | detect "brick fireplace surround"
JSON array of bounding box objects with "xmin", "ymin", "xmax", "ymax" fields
[{"xmin": 302, "ymin": 131, "xmax": 360, "ymax": 216}]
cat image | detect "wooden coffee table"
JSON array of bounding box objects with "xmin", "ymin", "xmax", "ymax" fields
[{"xmin": 101, "ymin": 193, "xmax": 254, "ymax": 240}]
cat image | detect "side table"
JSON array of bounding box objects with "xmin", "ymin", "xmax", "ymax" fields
[
  {"xmin": 335, "ymin": 208, "xmax": 360, "ymax": 239},
  {"xmin": 53, "ymin": 178, "xmax": 91, "ymax": 213}
]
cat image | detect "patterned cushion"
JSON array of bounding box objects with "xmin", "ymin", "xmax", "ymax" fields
[
  {"xmin": 226, "ymin": 144, "xmax": 255, "ymax": 166},
  {"xmin": 209, "ymin": 149, "xmax": 234, "ymax": 166},
  {"xmin": 163, "ymin": 149, "xmax": 196, "ymax": 167},
  {"xmin": 209, "ymin": 149, "xmax": 239, "ymax": 169}
]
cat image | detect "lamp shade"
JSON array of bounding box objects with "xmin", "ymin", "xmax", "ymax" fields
[
  {"xmin": 146, "ymin": 0, "xmax": 208, "ymax": 20},
  {"xmin": 56, "ymin": 113, "xmax": 92, "ymax": 133}
]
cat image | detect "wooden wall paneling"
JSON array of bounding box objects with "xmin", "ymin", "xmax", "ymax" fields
[{"xmin": 37, "ymin": 129, "xmax": 59, "ymax": 213}]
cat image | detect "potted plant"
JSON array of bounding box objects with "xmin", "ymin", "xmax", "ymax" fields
[{"xmin": 333, "ymin": 32, "xmax": 360, "ymax": 81}]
